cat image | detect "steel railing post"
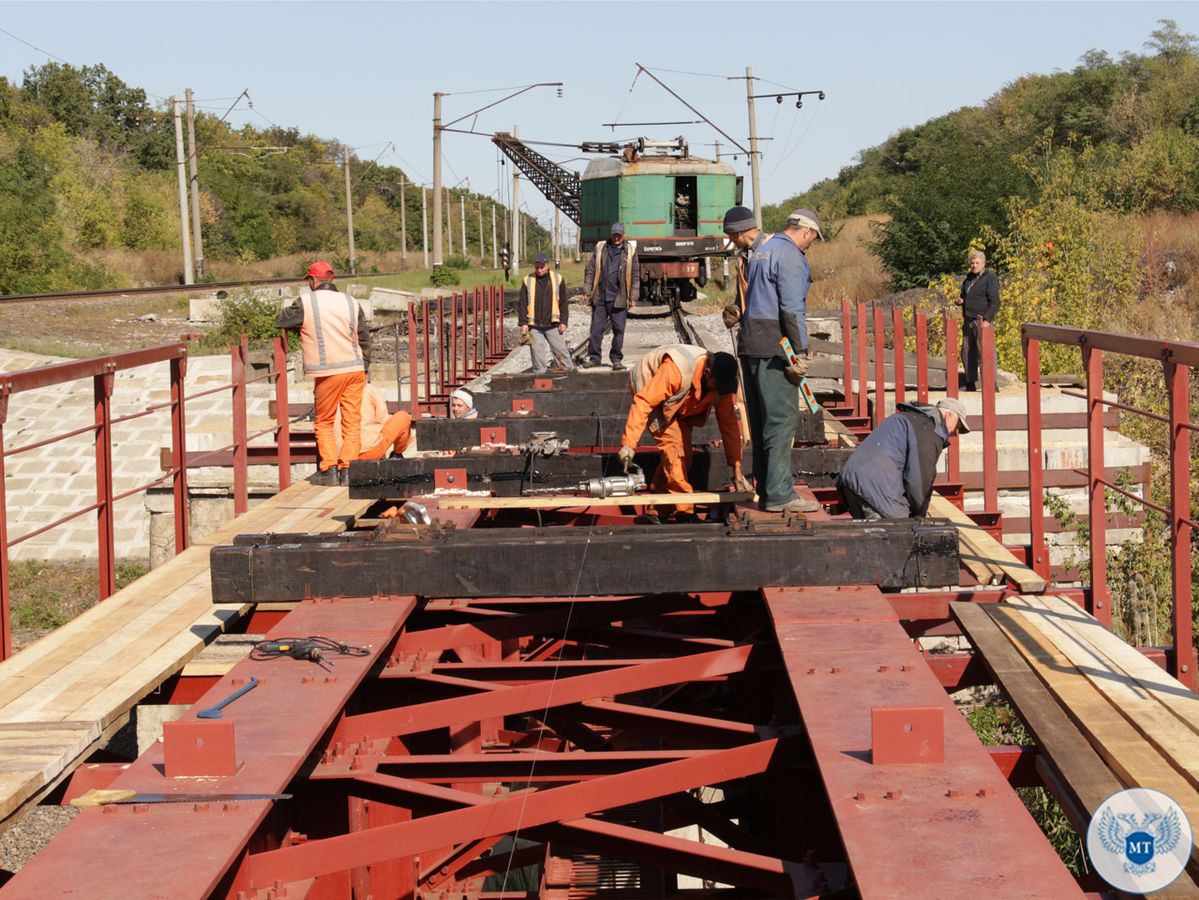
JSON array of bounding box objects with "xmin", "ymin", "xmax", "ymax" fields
[
  {"xmin": 273, "ymin": 335, "xmax": 290, "ymax": 492},
  {"xmin": 915, "ymin": 310, "xmax": 929, "ymax": 403},
  {"xmin": 841, "ymin": 300, "xmax": 853, "ymax": 411},
  {"xmin": 0, "ymin": 383, "xmax": 11, "ymax": 660},
  {"xmin": 94, "ymin": 364, "xmax": 116, "ymax": 599},
  {"xmin": 1024, "ymin": 335, "xmax": 1048, "ymax": 581},
  {"xmin": 393, "ymin": 321, "xmax": 403, "ymax": 419},
  {"xmin": 170, "ymin": 351, "xmax": 191, "ymax": 553},
  {"xmin": 873, "ymin": 306, "xmax": 886, "ymax": 427},
  {"xmin": 407, "ymin": 301, "xmax": 420, "ymax": 418},
  {"xmin": 856, "ymin": 302, "xmax": 869, "ymax": 420},
  {"xmin": 1165, "ymin": 359, "xmax": 1196, "ymax": 689},
  {"xmin": 462, "ymin": 291, "xmax": 471, "ymax": 380},
  {"xmin": 945, "ymin": 315, "xmax": 960, "ymax": 483},
  {"xmin": 450, "ymin": 292, "xmax": 459, "ymax": 388},
  {"xmin": 421, "ymin": 301, "xmax": 431, "ymax": 412},
  {"xmin": 980, "ymin": 322, "xmax": 998, "ymax": 512},
  {"xmin": 231, "ymin": 335, "xmax": 248, "ymax": 516},
  {"xmin": 1083, "ymin": 344, "xmax": 1109, "ymax": 624},
  {"xmin": 437, "ymin": 295, "xmax": 446, "ymax": 399},
  {"xmin": 892, "ymin": 306, "xmax": 906, "ymax": 405}
]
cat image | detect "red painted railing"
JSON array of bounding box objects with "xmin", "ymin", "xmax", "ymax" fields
[
  {"xmin": 0, "ymin": 334, "xmax": 294, "ymax": 660},
  {"xmin": 405, "ymin": 285, "xmax": 506, "ymax": 416},
  {"xmin": 1023, "ymin": 324, "xmax": 1197, "ymax": 690}
]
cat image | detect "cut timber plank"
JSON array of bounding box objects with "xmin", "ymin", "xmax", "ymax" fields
[
  {"xmin": 950, "ymin": 603, "xmax": 1122, "ymax": 832},
  {"xmin": 928, "ymin": 494, "xmax": 1046, "ymax": 593},
  {"xmin": 1035, "ymin": 594, "xmax": 1199, "ymax": 739},
  {"xmin": 180, "ymin": 635, "xmax": 263, "ymax": 677},
  {"xmin": 989, "ymin": 604, "xmax": 1199, "ymax": 873},
  {"xmin": 437, "ymin": 491, "xmax": 754, "ymax": 511},
  {"xmin": 1009, "ymin": 595, "xmax": 1199, "ymax": 792}
]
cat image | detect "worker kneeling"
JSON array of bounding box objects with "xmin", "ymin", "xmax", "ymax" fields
[
  {"xmin": 617, "ymin": 346, "xmax": 751, "ymax": 521},
  {"xmin": 837, "ymin": 398, "xmax": 971, "ymax": 519}
]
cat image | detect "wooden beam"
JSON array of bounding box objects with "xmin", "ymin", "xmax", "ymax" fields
[{"xmin": 436, "ymin": 491, "xmax": 752, "ymax": 510}]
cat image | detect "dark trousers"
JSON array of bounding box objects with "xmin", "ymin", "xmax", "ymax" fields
[
  {"xmin": 587, "ymin": 301, "xmax": 626, "ymax": 364},
  {"xmin": 961, "ymin": 317, "xmax": 996, "ymax": 390},
  {"xmin": 836, "ymin": 478, "xmax": 884, "ymax": 520},
  {"xmin": 741, "ymin": 356, "xmax": 799, "ymax": 508}
]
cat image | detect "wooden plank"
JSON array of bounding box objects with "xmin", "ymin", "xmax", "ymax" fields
[
  {"xmin": 1010, "ymin": 595, "xmax": 1199, "ymax": 790},
  {"xmin": 69, "ymin": 603, "xmax": 248, "ymax": 728},
  {"xmin": 180, "ymin": 635, "xmax": 264, "ymax": 677},
  {"xmin": 950, "ymin": 603, "xmax": 1122, "ymax": 831},
  {"xmin": 0, "ymin": 771, "xmax": 43, "ymax": 821},
  {"xmin": 989, "ymin": 604, "xmax": 1199, "ymax": 871},
  {"xmin": 1035, "ymin": 594, "xmax": 1199, "ymax": 739},
  {"xmin": 928, "ymin": 495, "xmax": 1046, "ymax": 592},
  {"xmin": 436, "ymin": 491, "xmax": 754, "ymax": 511}
]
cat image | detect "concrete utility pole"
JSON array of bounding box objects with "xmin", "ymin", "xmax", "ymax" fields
[
  {"xmin": 553, "ymin": 206, "xmax": 561, "ymax": 266},
  {"xmin": 421, "ymin": 185, "xmax": 429, "ymax": 269},
  {"xmin": 446, "ymin": 188, "xmax": 453, "ymax": 255},
  {"xmin": 343, "ymin": 147, "xmax": 357, "ymax": 275},
  {"xmin": 491, "ymin": 203, "xmax": 498, "ymax": 269},
  {"xmin": 184, "ymin": 88, "xmax": 204, "ymax": 281},
  {"xmin": 460, "ymin": 197, "xmax": 466, "ymax": 260},
  {"xmin": 511, "ymin": 125, "xmax": 520, "ymax": 276},
  {"xmin": 432, "ymin": 92, "xmax": 443, "ymax": 268},
  {"xmin": 171, "ymin": 97, "xmax": 194, "ymax": 286},
  {"xmin": 478, "ymin": 200, "xmax": 484, "ymax": 260},
  {"xmin": 745, "ymin": 66, "xmax": 763, "ymax": 227},
  {"xmin": 399, "ymin": 176, "xmax": 407, "ymax": 266}
]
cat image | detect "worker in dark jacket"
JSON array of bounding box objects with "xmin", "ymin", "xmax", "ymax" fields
[
  {"xmin": 582, "ymin": 222, "xmax": 639, "ymax": 371},
  {"xmin": 837, "ymin": 398, "xmax": 971, "ymax": 519},
  {"xmin": 518, "ymin": 253, "xmax": 573, "ymax": 373},
  {"xmin": 958, "ymin": 250, "xmax": 1001, "ymax": 391}
]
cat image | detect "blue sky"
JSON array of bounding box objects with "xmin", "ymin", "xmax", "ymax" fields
[{"xmin": 2, "ymin": 2, "xmax": 1198, "ymax": 232}]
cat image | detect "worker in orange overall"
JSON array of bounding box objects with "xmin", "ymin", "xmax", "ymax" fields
[
  {"xmin": 338, "ymin": 381, "xmax": 414, "ymax": 459},
  {"xmin": 617, "ymin": 345, "xmax": 751, "ymax": 521},
  {"xmin": 276, "ymin": 261, "xmax": 370, "ymax": 486}
]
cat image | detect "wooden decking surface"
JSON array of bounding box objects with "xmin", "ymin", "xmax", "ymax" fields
[
  {"xmin": 0, "ymin": 480, "xmax": 371, "ymax": 825},
  {"xmin": 955, "ymin": 596, "xmax": 1199, "ymax": 895}
]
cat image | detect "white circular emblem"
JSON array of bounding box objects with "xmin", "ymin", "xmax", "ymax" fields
[{"xmin": 1086, "ymin": 788, "xmax": 1192, "ymax": 893}]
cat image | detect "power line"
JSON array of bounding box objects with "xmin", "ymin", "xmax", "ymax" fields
[{"xmin": 0, "ymin": 25, "xmax": 72, "ymax": 65}]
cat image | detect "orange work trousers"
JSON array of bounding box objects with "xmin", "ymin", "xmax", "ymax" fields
[
  {"xmin": 359, "ymin": 412, "xmax": 414, "ymax": 459},
  {"xmin": 649, "ymin": 420, "xmax": 695, "ymax": 514},
  {"xmin": 313, "ymin": 371, "xmax": 366, "ymax": 471}
]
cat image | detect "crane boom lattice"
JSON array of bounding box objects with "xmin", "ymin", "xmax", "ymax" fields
[{"xmin": 493, "ymin": 131, "xmax": 581, "ymax": 224}]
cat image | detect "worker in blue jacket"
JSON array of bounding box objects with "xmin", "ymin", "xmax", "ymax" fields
[
  {"xmin": 837, "ymin": 398, "xmax": 971, "ymax": 519},
  {"xmin": 736, "ymin": 209, "xmax": 822, "ymax": 513}
]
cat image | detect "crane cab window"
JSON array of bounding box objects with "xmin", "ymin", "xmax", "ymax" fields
[{"xmin": 673, "ymin": 176, "xmax": 697, "ymax": 236}]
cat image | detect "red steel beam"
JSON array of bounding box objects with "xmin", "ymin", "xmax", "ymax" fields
[
  {"xmin": 336, "ymin": 645, "xmax": 751, "ymax": 744},
  {"xmin": 762, "ymin": 585, "xmax": 1085, "ymax": 898},
  {"xmin": 245, "ymin": 741, "xmax": 779, "ymax": 887}
]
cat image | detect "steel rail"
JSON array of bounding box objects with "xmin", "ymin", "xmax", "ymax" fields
[{"xmin": 0, "ymin": 273, "xmax": 403, "ymax": 305}]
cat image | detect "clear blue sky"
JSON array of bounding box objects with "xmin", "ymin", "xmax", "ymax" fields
[{"xmin": 3, "ymin": 2, "xmax": 1198, "ymax": 233}]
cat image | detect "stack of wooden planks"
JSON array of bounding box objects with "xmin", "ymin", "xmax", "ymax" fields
[
  {"xmin": 954, "ymin": 595, "xmax": 1199, "ymax": 893},
  {"xmin": 0, "ymin": 479, "xmax": 373, "ymax": 828},
  {"xmin": 927, "ymin": 494, "xmax": 1046, "ymax": 593}
]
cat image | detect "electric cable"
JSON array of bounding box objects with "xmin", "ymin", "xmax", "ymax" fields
[{"xmin": 250, "ymin": 635, "xmax": 370, "ymax": 672}]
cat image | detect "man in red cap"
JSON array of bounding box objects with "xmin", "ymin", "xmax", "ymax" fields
[{"xmin": 277, "ymin": 261, "xmax": 371, "ymax": 485}]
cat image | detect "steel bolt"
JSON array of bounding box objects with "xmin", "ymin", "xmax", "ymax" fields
[
  {"xmin": 947, "ymin": 789, "xmax": 963, "ymax": 798},
  {"xmin": 854, "ymin": 792, "xmax": 869, "ymax": 801},
  {"xmin": 806, "ymin": 667, "xmax": 817, "ymax": 675},
  {"xmin": 301, "ymin": 676, "xmax": 313, "ymax": 685},
  {"xmin": 900, "ymin": 664, "xmax": 914, "ymax": 672},
  {"xmin": 884, "ymin": 790, "xmax": 902, "ymax": 801},
  {"xmin": 829, "ymin": 666, "xmax": 842, "ymax": 674},
  {"xmin": 324, "ymin": 676, "xmax": 336, "ymax": 683},
  {"xmin": 877, "ymin": 665, "xmax": 889, "ymax": 672},
  {"xmin": 977, "ymin": 788, "xmax": 994, "ymax": 798},
  {"xmin": 193, "ymin": 803, "xmax": 209, "ymax": 812},
  {"xmin": 102, "ymin": 805, "xmax": 117, "ymax": 815}
]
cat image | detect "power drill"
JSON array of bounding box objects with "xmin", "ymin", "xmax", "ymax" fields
[{"xmin": 779, "ymin": 337, "xmax": 822, "ymax": 415}]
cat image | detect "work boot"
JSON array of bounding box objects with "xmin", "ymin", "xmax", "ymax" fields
[
  {"xmin": 309, "ymin": 467, "xmax": 338, "ymax": 486},
  {"xmin": 580, "ymin": 359, "xmax": 599, "ymax": 369},
  {"xmin": 338, "ymin": 467, "xmax": 350, "ymax": 487},
  {"xmin": 611, "ymin": 361, "xmax": 626, "ymax": 372},
  {"xmin": 765, "ymin": 497, "xmax": 821, "ymax": 514}
]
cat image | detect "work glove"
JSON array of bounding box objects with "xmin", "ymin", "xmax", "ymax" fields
[
  {"xmin": 784, "ymin": 355, "xmax": 808, "ymax": 385},
  {"xmin": 732, "ymin": 469, "xmax": 753, "ymax": 493},
  {"xmin": 617, "ymin": 445, "xmax": 636, "ymax": 473},
  {"xmin": 518, "ymin": 327, "xmax": 532, "ymax": 346},
  {"xmin": 721, "ymin": 304, "xmax": 741, "ymax": 329}
]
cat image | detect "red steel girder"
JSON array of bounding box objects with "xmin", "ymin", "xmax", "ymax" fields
[
  {"xmin": 337, "ymin": 644, "xmax": 751, "ymax": 744},
  {"xmin": 763, "ymin": 585, "xmax": 1084, "ymax": 898},
  {"xmin": 245, "ymin": 740, "xmax": 780, "ymax": 887},
  {"xmin": 4, "ymin": 595, "xmax": 417, "ymax": 900}
]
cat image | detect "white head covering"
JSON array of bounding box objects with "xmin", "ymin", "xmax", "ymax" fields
[{"xmin": 450, "ymin": 388, "xmax": 475, "ymax": 417}]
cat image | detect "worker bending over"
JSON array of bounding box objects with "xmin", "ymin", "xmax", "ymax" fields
[
  {"xmin": 836, "ymin": 398, "xmax": 971, "ymax": 519},
  {"xmin": 617, "ymin": 345, "xmax": 751, "ymax": 521},
  {"xmin": 277, "ymin": 261, "xmax": 370, "ymax": 486}
]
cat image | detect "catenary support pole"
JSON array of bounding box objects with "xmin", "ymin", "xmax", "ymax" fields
[
  {"xmin": 511, "ymin": 125, "xmax": 521, "ymax": 276},
  {"xmin": 172, "ymin": 97, "xmax": 194, "ymax": 285},
  {"xmin": 745, "ymin": 67, "xmax": 762, "ymax": 227},
  {"xmin": 343, "ymin": 147, "xmax": 357, "ymax": 276},
  {"xmin": 421, "ymin": 186, "xmax": 429, "ymax": 269},
  {"xmin": 184, "ymin": 88, "xmax": 204, "ymax": 281},
  {"xmin": 432, "ymin": 92, "xmax": 443, "ymax": 268},
  {"xmin": 399, "ymin": 176, "xmax": 407, "ymax": 266}
]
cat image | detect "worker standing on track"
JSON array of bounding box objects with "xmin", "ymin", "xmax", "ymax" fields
[
  {"xmin": 719, "ymin": 205, "xmax": 769, "ymax": 329},
  {"xmin": 582, "ymin": 222, "xmax": 639, "ymax": 372},
  {"xmin": 617, "ymin": 345, "xmax": 751, "ymax": 522},
  {"xmin": 519, "ymin": 253, "xmax": 574, "ymax": 374},
  {"xmin": 732, "ymin": 209, "xmax": 822, "ymax": 514},
  {"xmin": 276, "ymin": 261, "xmax": 370, "ymax": 486},
  {"xmin": 837, "ymin": 398, "xmax": 971, "ymax": 519}
]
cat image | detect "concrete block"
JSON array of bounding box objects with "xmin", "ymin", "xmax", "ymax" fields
[
  {"xmin": 135, "ymin": 703, "xmax": 189, "ymax": 756},
  {"xmin": 369, "ymin": 287, "xmax": 421, "ymax": 313}
]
